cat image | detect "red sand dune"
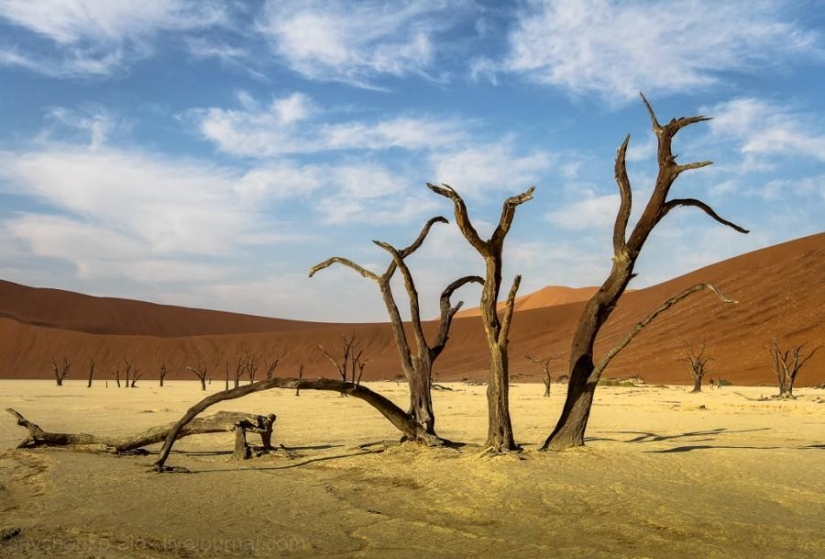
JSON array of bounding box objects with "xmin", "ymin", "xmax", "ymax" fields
[
  {"xmin": 455, "ymin": 285, "xmax": 598, "ymax": 317},
  {"xmin": 1, "ymin": 232, "xmax": 823, "ymax": 386}
]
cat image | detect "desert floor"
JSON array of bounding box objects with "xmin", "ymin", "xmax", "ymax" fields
[{"xmin": 1, "ymin": 380, "xmax": 824, "ymax": 559}]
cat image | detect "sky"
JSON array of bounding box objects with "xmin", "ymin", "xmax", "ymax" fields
[{"xmin": 0, "ymin": 0, "xmax": 823, "ymax": 323}]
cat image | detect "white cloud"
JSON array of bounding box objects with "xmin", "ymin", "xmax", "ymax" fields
[
  {"xmin": 0, "ymin": 146, "xmax": 279, "ymax": 270},
  {"xmin": 502, "ymin": 0, "xmax": 821, "ymax": 102},
  {"xmin": 546, "ymin": 193, "xmax": 619, "ymax": 231},
  {"xmin": 256, "ymin": 0, "xmax": 465, "ymax": 87},
  {"xmin": 430, "ymin": 139, "xmax": 552, "ymax": 197},
  {"xmin": 189, "ymin": 92, "xmax": 468, "ymax": 157},
  {"xmin": 706, "ymin": 97, "xmax": 825, "ymax": 161},
  {"xmin": 0, "ymin": 0, "xmax": 228, "ymax": 76}
]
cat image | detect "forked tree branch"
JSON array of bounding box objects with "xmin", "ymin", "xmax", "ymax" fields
[
  {"xmin": 591, "ymin": 283, "xmax": 737, "ymax": 380},
  {"xmin": 432, "ymin": 275, "xmax": 484, "ymax": 357},
  {"xmin": 426, "ymin": 183, "xmax": 487, "ymax": 253}
]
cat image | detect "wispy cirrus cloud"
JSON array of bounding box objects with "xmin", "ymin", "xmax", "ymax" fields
[
  {"xmin": 705, "ymin": 97, "xmax": 825, "ymax": 162},
  {"xmin": 0, "ymin": 0, "xmax": 228, "ymax": 77},
  {"xmin": 256, "ymin": 0, "xmax": 468, "ymax": 88},
  {"xmin": 495, "ymin": 0, "xmax": 822, "ymax": 103},
  {"xmin": 187, "ymin": 91, "xmax": 470, "ymax": 157}
]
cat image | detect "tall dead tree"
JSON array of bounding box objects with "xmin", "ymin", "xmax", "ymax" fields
[
  {"xmin": 127, "ymin": 360, "xmax": 142, "ymax": 388},
  {"xmin": 769, "ymin": 339, "xmax": 819, "ymax": 399},
  {"xmin": 295, "ymin": 364, "xmax": 304, "ymax": 396},
  {"xmin": 87, "ymin": 358, "xmax": 94, "ymax": 388},
  {"xmin": 524, "ymin": 354, "xmax": 553, "ymax": 397},
  {"xmin": 542, "ymin": 94, "xmax": 748, "ymax": 450},
  {"xmin": 427, "ymin": 184, "xmax": 533, "ymax": 453},
  {"xmin": 186, "ymin": 362, "xmax": 208, "ymax": 391},
  {"xmin": 310, "ymin": 216, "xmax": 481, "ymax": 445},
  {"xmin": 51, "ymin": 356, "xmax": 70, "ymax": 386},
  {"xmin": 111, "ymin": 366, "xmax": 121, "ymax": 388},
  {"xmin": 681, "ymin": 342, "xmax": 713, "ymax": 393}
]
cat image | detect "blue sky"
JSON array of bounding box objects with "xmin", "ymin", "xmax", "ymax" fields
[{"xmin": 0, "ymin": 0, "xmax": 823, "ymax": 323}]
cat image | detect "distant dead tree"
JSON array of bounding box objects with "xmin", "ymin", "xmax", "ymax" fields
[
  {"xmin": 123, "ymin": 357, "xmax": 143, "ymax": 388},
  {"xmin": 232, "ymin": 354, "xmax": 246, "ymax": 389},
  {"xmin": 769, "ymin": 339, "xmax": 819, "ymax": 399},
  {"xmin": 264, "ymin": 357, "xmax": 279, "ymax": 381},
  {"xmin": 295, "ymin": 364, "xmax": 304, "ymax": 396},
  {"xmin": 318, "ymin": 334, "xmax": 360, "ymax": 387},
  {"xmin": 159, "ymin": 364, "xmax": 169, "ymax": 388},
  {"xmin": 87, "ymin": 358, "xmax": 94, "ymax": 388},
  {"xmin": 428, "ymin": 183, "xmax": 533, "ymax": 453},
  {"xmin": 680, "ymin": 342, "xmax": 713, "ymax": 393},
  {"xmin": 111, "ymin": 366, "xmax": 121, "ymax": 388},
  {"xmin": 310, "ymin": 216, "xmax": 481, "ymax": 445},
  {"xmin": 246, "ymin": 348, "xmax": 258, "ymax": 384},
  {"xmin": 51, "ymin": 356, "xmax": 70, "ymax": 386},
  {"xmin": 542, "ymin": 94, "xmax": 747, "ymax": 451},
  {"xmin": 186, "ymin": 362, "xmax": 208, "ymax": 391},
  {"xmin": 524, "ymin": 354, "xmax": 553, "ymax": 397}
]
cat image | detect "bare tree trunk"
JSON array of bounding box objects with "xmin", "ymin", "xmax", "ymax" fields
[
  {"xmin": 428, "ymin": 184, "xmax": 532, "ymax": 453},
  {"xmin": 7, "ymin": 408, "xmax": 275, "ymax": 454},
  {"xmin": 692, "ymin": 375, "xmax": 702, "ymax": 393},
  {"xmin": 87, "ymin": 359, "xmax": 94, "ymax": 388},
  {"xmin": 543, "ymin": 94, "xmax": 747, "ymax": 451}
]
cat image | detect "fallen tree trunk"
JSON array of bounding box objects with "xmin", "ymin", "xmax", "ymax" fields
[
  {"xmin": 6, "ymin": 408, "xmax": 275, "ymax": 454},
  {"xmin": 154, "ymin": 377, "xmax": 440, "ymax": 472}
]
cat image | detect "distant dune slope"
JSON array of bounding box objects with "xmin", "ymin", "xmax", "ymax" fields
[
  {"xmin": 0, "ymin": 232, "xmax": 823, "ymax": 385},
  {"xmin": 454, "ymin": 285, "xmax": 598, "ymax": 317},
  {"xmin": 0, "ymin": 279, "xmax": 322, "ymax": 336}
]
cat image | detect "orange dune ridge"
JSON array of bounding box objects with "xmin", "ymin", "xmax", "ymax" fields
[{"xmin": 0, "ymin": 232, "xmax": 823, "ymax": 386}]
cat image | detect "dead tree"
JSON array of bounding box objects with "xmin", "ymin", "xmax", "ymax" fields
[
  {"xmin": 159, "ymin": 364, "xmax": 169, "ymax": 388},
  {"xmin": 153, "ymin": 377, "xmax": 437, "ymax": 471},
  {"xmin": 542, "ymin": 94, "xmax": 748, "ymax": 450},
  {"xmin": 246, "ymin": 348, "xmax": 258, "ymax": 384},
  {"xmin": 111, "ymin": 366, "xmax": 121, "ymax": 388},
  {"xmin": 233, "ymin": 354, "xmax": 246, "ymax": 389},
  {"xmin": 296, "ymin": 364, "xmax": 304, "ymax": 396},
  {"xmin": 681, "ymin": 342, "xmax": 713, "ymax": 393},
  {"xmin": 128, "ymin": 360, "xmax": 142, "ymax": 388},
  {"xmin": 87, "ymin": 358, "xmax": 94, "ymax": 388},
  {"xmin": 428, "ymin": 183, "xmax": 533, "ymax": 453},
  {"xmin": 310, "ymin": 216, "xmax": 481, "ymax": 445},
  {"xmin": 264, "ymin": 357, "xmax": 279, "ymax": 380},
  {"xmin": 317, "ymin": 334, "xmax": 359, "ymax": 389},
  {"xmin": 7, "ymin": 408, "xmax": 274, "ymax": 455},
  {"xmin": 51, "ymin": 356, "xmax": 70, "ymax": 386},
  {"xmin": 524, "ymin": 354, "xmax": 553, "ymax": 397},
  {"xmin": 769, "ymin": 339, "xmax": 819, "ymax": 399},
  {"xmin": 186, "ymin": 363, "xmax": 208, "ymax": 391}
]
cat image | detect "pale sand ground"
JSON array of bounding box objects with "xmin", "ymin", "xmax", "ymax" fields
[{"xmin": 1, "ymin": 380, "xmax": 824, "ymax": 558}]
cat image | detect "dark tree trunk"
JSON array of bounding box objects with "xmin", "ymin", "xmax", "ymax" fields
[
  {"xmin": 427, "ymin": 183, "xmax": 532, "ymax": 454},
  {"xmin": 543, "ymin": 95, "xmax": 747, "ymax": 451},
  {"xmin": 692, "ymin": 375, "xmax": 703, "ymax": 393},
  {"xmin": 408, "ymin": 360, "xmax": 436, "ymax": 436}
]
